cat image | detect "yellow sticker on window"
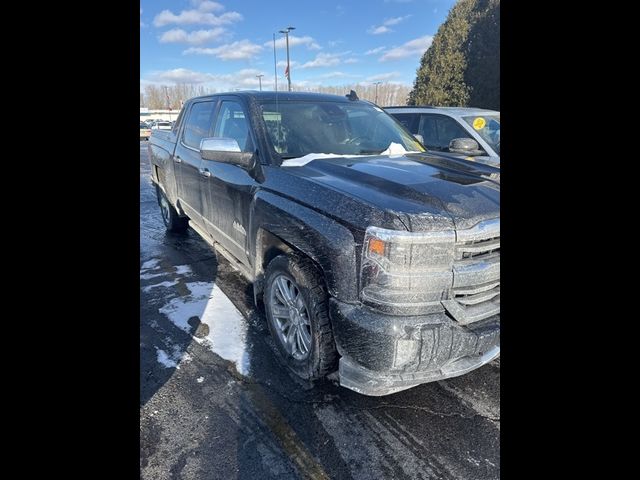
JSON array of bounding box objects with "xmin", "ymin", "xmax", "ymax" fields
[{"xmin": 473, "ymin": 117, "xmax": 486, "ymax": 130}]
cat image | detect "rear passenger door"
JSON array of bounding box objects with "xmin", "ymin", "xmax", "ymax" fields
[
  {"xmin": 200, "ymin": 98, "xmax": 255, "ymax": 267},
  {"xmin": 173, "ymin": 100, "xmax": 217, "ymax": 227}
]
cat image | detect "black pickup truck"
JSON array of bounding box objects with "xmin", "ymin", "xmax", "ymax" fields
[{"xmin": 148, "ymin": 91, "xmax": 500, "ymax": 396}]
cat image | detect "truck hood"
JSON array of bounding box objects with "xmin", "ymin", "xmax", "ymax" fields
[{"xmin": 280, "ymin": 153, "xmax": 500, "ymax": 231}]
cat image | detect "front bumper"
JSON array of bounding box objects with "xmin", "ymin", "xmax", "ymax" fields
[{"xmin": 329, "ymin": 299, "xmax": 500, "ymax": 396}]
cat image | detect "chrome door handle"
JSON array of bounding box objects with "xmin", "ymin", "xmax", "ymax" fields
[
  {"xmin": 199, "ymin": 169, "xmax": 211, "ymax": 178},
  {"xmin": 174, "ymin": 156, "xmax": 182, "ymax": 163}
]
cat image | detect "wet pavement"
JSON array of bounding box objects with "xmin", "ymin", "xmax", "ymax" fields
[{"xmin": 139, "ymin": 141, "xmax": 500, "ymax": 479}]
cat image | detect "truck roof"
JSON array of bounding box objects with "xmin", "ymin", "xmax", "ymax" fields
[{"xmin": 188, "ymin": 90, "xmax": 357, "ymax": 104}]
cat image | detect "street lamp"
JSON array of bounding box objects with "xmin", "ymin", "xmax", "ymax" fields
[
  {"xmin": 163, "ymin": 85, "xmax": 173, "ymax": 122},
  {"xmin": 279, "ymin": 26, "xmax": 295, "ymax": 91},
  {"xmin": 256, "ymin": 74, "xmax": 264, "ymax": 91},
  {"xmin": 373, "ymin": 81, "xmax": 382, "ymax": 105}
]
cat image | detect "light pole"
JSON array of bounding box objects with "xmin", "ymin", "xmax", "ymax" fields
[
  {"xmin": 373, "ymin": 81, "xmax": 382, "ymax": 105},
  {"xmin": 279, "ymin": 26, "xmax": 295, "ymax": 91},
  {"xmin": 163, "ymin": 86, "xmax": 173, "ymax": 122},
  {"xmin": 256, "ymin": 74, "xmax": 264, "ymax": 91}
]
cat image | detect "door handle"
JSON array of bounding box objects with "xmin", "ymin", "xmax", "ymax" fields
[
  {"xmin": 199, "ymin": 168, "xmax": 211, "ymax": 178},
  {"xmin": 174, "ymin": 156, "xmax": 182, "ymax": 163}
]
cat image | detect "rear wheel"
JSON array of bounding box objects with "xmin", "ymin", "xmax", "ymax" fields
[
  {"xmin": 157, "ymin": 187, "xmax": 188, "ymax": 233},
  {"xmin": 264, "ymin": 254, "xmax": 338, "ymax": 380}
]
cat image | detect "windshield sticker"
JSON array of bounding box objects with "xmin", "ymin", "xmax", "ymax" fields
[{"xmin": 473, "ymin": 117, "xmax": 486, "ymax": 130}]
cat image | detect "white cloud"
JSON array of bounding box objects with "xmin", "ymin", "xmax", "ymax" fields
[
  {"xmin": 379, "ymin": 35, "xmax": 433, "ymax": 61},
  {"xmin": 191, "ymin": 1, "xmax": 225, "ymax": 13},
  {"xmin": 159, "ymin": 28, "xmax": 226, "ymax": 45},
  {"xmin": 183, "ymin": 39, "xmax": 263, "ymax": 60},
  {"xmin": 153, "ymin": 2, "xmax": 242, "ymax": 27},
  {"xmin": 268, "ymin": 35, "xmax": 321, "ymax": 50},
  {"xmin": 151, "ymin": 68, "xmax": 218, "ymax": 84},
  {"xmin": 368, "ymin": 26, "xmax": 391, "ymax": 35},
  {"xmin": 368, "ymin": 15, "xmax": 411, "ymax": 35},
  {"xmin": 384, "ymin": 15, "xmax": 411, "ymax": 26},
  {"xmin": 317, "ymin": 71, "xmax": 353, "ymax": 79},
  {"xmin": 300, "ymin": 52, "xmax": 344, "ymax": 69},
  {"xmin": 365, "ymin": 47, "xmax": 386, "ymax": 55},
  {"xmin": 145, "ymin": 68, "xmax": 270, "ymax": 90},
  {"xmin": 367, "ymin": 72, "xmax": 401, "ymax": 82},
  {"xmin": 344, "ymin": 58, "xmax": 358, "ymax": 64}
]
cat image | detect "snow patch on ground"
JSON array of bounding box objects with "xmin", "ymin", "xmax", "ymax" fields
[
  {"xmin": 174, "ymin": 265, "xmax": 192, "ymax": 276},
  {"xmin": 159, "ymin": 281, "xmax": 251, "ymax": 376},
  {"xmin": 141, "ymin": 259, "xmax": 160, "ymax": 270},
  {"xmin": 155, "ymin": 345, "xmax": 192, "ymax": 370},
  {"xmin": 140, "ymin": 272, "xmax": 165, "ymax": 280},
  {"xmin": 143, "ymin": 280, "xmax": 179, "ymax": 292},
  {"xmin": 196, "ymin": 376, "xmax": 204, "ymax": 383}
]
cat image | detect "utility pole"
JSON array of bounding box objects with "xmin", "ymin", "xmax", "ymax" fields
[
  {"xmin": 373, "ymin": 81, "xmax": 382, "ymax": 105},
  {"xmin": 256, "ymin": 74, "xmax": 264, "ymax": 91},
  {"xmin": 279, "ymin": 26, "xmax": 295, "ymax": 91}
]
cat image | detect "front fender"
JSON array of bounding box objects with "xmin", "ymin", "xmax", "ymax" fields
[{"xmin": 251, "ymin": 191, "xmax": 359, "ymax": 302}]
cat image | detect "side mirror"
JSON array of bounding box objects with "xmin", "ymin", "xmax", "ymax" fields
[
  {"xmin": 200, "ymin": 137, "xmax": 255, "ymax": 169},
  {"xmin": 448, "ymin": 138, "xmax": 484, "ymax": 156},
  {"xmin": 413, "ymin": 134, "xmax": 424, "ymax": 144}
]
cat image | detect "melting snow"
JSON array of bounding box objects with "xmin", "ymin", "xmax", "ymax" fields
[
  {"xmin": 155, "ymin": 345, "xmax": 192, "ymax": 369},
  {"xmin": 159, "ymin": 281, "xmax": 251, "ymax": 376},
  {"xmin": 141, "ymin": 259, "xmax": 160, "ymax": 270},
  {"xmin": 379, "ymin": 142, "xmax": 409, "ymax": 156},
  {"xmin": 281, "ymin": 152, "xmax": 366, "ymax": 167},
  {"xmin": 174, "ymin": 265, "xmax": 192, "ymax": 276},
  {"xmin": 143, "ymin": 280, "xmax": 179, "ymax": 292}
]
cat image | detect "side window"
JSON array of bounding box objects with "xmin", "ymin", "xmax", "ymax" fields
[
  {"xmin": 391, "ymin": 113, "xmax": 419, "ymax": 134},
  {"xmin": 182, "ymin": 101, "xmax": 215, "ymax": 149},
  {"xmin": 419, "ymin": 114, "xmax": 472, "ymax": 151},
  {"xmin": 214, "ymin": 101, "xmax": 251, "ymax": 152},
  {"xmin": 417, "ymin": 115, "xmax": 439, "ymax": 150}
]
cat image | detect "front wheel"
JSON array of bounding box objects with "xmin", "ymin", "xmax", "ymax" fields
[
  {"xmin": 264, "ymin": 254, "xmax": 338, "ymax": 380},
  {"xmin": 157, "ymin": 187, "xmax": 188, "ymax": 233}
]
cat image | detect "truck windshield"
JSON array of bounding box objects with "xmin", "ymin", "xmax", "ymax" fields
[
  {"xmin": 261, "ymin": 101, "xmax": 425, "ymax": 159},
  {"xmin": 462, "ymin": 114, "xmax": 500, "ymax": 155}
]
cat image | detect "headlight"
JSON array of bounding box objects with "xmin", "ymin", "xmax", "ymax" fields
[{"xmin": 360, "ymin": 226, "xmax": 455, "ymax": 313}]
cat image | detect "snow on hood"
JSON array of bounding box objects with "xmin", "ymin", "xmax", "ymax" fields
[{"xmin": 280, "ymin": 142, "xmax": 411, "ymax": 167}]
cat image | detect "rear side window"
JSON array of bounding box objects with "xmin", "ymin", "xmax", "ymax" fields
[
  {"xmin": 183, "ymin": 101, "xmax": 215, "ymax": 149},
  {"xmin": 390, "ymin": 113, "xmax": 420, "ymax": 133},
  {"xmin": 213, "ymin": 101, "xmax": 251, "ymax": 152},
  {"xmin": 418, "ymin": 114, "xmax": 472, "ymax": 152}
]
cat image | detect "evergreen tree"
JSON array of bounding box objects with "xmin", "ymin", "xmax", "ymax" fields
[{"xmin": 409, "ymin": 0, "xmax": 500, "ymax": 110}]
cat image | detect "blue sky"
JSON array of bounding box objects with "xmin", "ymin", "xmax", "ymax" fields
[{"xmin": 140, "ymin": 0, "xmax": 457, "ymax": 92}]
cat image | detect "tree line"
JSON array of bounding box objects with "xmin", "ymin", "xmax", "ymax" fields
[{"xmin": 140, "ymin": 82, "xmax": 411, "ymax": 109}]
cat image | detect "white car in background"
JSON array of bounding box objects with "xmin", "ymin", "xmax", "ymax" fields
[
  {"xmin": 151, "ymin": 121, "xmax": 173, "ymax": 131},
  {"xmin": 385, "ymin": 106, "xmax": 500, "ymax": 167}
]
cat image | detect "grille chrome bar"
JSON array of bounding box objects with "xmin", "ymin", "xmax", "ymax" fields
[{"xmin": 443, "ymin": 218, "xmax": 500, "ymax": 325}]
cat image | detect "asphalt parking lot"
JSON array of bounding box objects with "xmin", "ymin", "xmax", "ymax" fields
[{"xmin": 139, "ymin": 141, "xmax": 500, "ymax": 479}]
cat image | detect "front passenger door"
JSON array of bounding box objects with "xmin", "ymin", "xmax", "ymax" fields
[{"xmin": 200, "ymin": 99, "xmax": 255, "ymax": 267}]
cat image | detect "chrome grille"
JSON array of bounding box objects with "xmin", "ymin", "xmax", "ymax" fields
[{"xmin": 442, "ymin": 218, "xmax": 500, "ymax": 325}]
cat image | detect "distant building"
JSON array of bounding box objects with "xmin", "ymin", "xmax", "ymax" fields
[{"xmin": 140, "ymin": 108, "xmax": 181, "ymax": 122}]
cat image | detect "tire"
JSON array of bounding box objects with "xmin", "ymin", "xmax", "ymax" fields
[
  {"xmin": 157, "ymin": 187, "xmax": 188, "ymax": 233},
  {"xmin": 264, "ymin": 254, "xmax": 338, "ymax": 380}
]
